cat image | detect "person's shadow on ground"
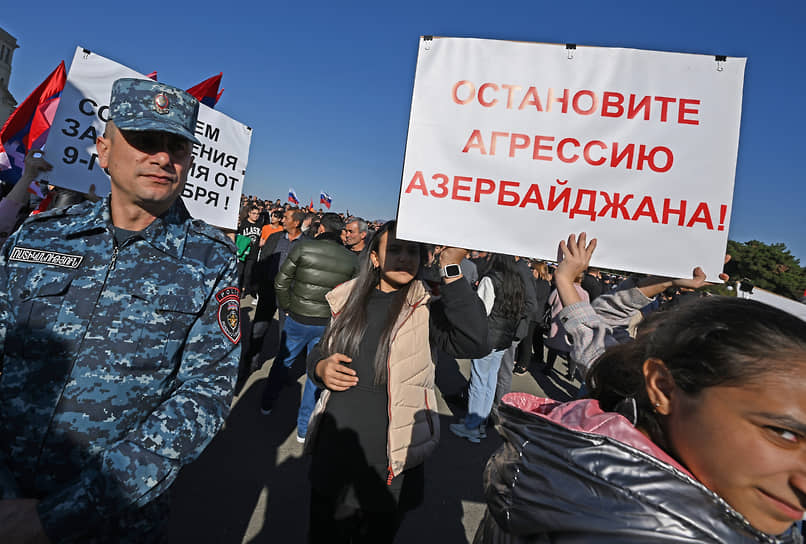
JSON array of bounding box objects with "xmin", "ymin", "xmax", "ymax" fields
[
  {"xmin": 167, "ymin": 314, "xmax": 311, "ymax": 543},
  {"xmin": 166, "ymin": 370, "xmax": 307, "ymax": 543},
  {"xmin": 168, "ymin": 344, "xmax": 548, "ymax": 543}
]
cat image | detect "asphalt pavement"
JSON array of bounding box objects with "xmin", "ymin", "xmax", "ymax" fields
[{"xmin": 166, "ymin": 296, "xmax": 580, "ymax": 543}]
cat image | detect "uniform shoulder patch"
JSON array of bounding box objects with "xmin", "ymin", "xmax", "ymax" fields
[{"xmin": 215, "ymin": 287, "xmax": 241, "ymax": 344}]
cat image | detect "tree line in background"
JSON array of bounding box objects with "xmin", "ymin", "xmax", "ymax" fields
[{"xmin": 725, "ymin": 240, "xmax": 806, "ymax": 301}]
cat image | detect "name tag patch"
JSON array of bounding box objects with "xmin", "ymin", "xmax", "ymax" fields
[{"xmin": 9, "ymin": 246, "xmax": 84, "ymax": 269}]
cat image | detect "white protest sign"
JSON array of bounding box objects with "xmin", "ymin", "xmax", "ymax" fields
[
  {"xmin": 398, "ymin": 37, "xmax": 746, "ymax": 280},
  {"xmin": 184, "ymin": 105, "xmax": 250, "ymax": 227},
  {"xmin": 46, "ymin": 46, "xmax": 251, "ymax": 229}
]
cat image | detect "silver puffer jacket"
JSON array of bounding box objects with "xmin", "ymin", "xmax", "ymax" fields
[{"xmin": 474, "ymin": 393, "xmax": 802, "ymax": 544}]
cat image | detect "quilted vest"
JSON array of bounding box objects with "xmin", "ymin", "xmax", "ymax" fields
[{"xmin": 307, "ymin": 278, "xmax": 439, "ymax": 478}]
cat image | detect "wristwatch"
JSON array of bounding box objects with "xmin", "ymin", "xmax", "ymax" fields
[{"xmin": 440, "ymin": 263, "xmax": 462, "ymax": 279}]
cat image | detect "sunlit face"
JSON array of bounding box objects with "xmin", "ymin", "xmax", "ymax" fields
[
  {"xmin": 248, "ymin": 209, "xmax": 260, "ymax": 222},
  {"xmin": 345, "ymin": 221, "xmax": 366, "ymax": 248},
  {"xmin": 664, "ymin": 364, "xmax": 806, "ymax": 535},
  {"xmin": 283, "ymin": 210, "xmax": 299, "ymax": 233},
  {"xmin": 371, "ymin": 231, "xmax": 420, "ymax": 292},
  {"xmin": 97, "ymin": 124, "xmax": 192, "ymax": 215}
]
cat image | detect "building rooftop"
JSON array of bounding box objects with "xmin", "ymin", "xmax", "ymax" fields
[{"xmin": 0, "ymin": 27, "xmax": 18, "ymax": 47}]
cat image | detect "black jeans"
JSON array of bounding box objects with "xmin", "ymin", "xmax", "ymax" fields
[{"xmin": 515, "ymin": 320, "xmax": 538, "ymax": 366}]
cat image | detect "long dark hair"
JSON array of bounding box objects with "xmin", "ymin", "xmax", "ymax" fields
[
  {"xmin": 318, "ymin": 220, "xmax": 424, "ymax": 385},
  {"xmin": 486, "ymin": 254, "xmax": 525, "ymax": 320},
  {"xmin": 589, "ymin": 296, "xmax": 806, "ymax": 451}
]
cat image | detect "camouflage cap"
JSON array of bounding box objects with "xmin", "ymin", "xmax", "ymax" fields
[{"xmin": 109, "ymin": 78, "xmax": 200, "ymax": 144}]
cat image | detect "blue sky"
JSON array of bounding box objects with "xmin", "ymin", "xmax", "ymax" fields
[{"xmin": 4, "ymin": 0, "xmax": 805, "ymax": 261}]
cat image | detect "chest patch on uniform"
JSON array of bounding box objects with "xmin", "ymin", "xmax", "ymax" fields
[
  {"xmin": 215, "ymin": 287, "xmax": 241, "ymax": 344},
  {"xmin": 9, "ymin": 246, "xmax": 84, "ymax": 269}
]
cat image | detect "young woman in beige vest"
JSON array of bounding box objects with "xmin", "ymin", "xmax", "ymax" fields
[{"xmin": 304, "ymin": 220, "xmax": 489, "ymax": 543}]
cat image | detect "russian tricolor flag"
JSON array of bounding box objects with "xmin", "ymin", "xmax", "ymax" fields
[
  {"xmin": 0, "ymin": 61, "xmax": 66, "ymax": 185},
  {"xmin": 288, "ymin": 188, "xmax": 300, "ymax": 205},
  {"xmin": 320, "ymin": 191, "xmax": 332, "ymax": 209}
]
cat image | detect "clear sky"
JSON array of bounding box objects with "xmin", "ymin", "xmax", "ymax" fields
[{"xmin": 4, "ymin": 0, "xmax": 805, "ymax": 261}]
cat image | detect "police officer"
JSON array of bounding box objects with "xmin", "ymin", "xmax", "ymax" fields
[{"xmin": 0, "ymin": 78, "xmax": 240, "ymax": 542}]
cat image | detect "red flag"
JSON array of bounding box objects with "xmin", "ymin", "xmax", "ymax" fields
[
  {"xmin": 187, "ymin": 73, "xmax": 222, "ymax": 108},
  {"xmin": 146, "ymin": 71, "xmax": 158, "ymax": 81},
  {"xmin": 30, "ymin": 190, "xmax": 53, "ymax": 215},
  {"xmin": 0, "ymin": 61, "xmax": 66, "ymax": 185},
  {"xmin": 309, "ymin": 199, "xmax": 314, "ymax": 210}
]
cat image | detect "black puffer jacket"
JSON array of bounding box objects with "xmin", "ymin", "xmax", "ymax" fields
[
  {"xmin": 474, "ymin": 393, "xmax": 801, "ymax": 544},
  {"xmin": 484, "ymin": 270, "xmax": 523, "ymax": 350},
  {"xmin": 274, "ymin": 232, "xmax": 359, "ymax": 321}
]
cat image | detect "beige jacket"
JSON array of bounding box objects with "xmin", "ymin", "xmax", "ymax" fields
[{"xmin": 305, "ymin": 278, "xmax": 439, "ymax": 479}]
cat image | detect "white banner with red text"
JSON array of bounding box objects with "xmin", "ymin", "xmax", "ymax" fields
[
  {"xmin": 397, "ymin": 37, "xmax": 745, "ymax": 280},
  {"xmin": 45, "ymin": 46, "xmax": 251, "ymax": 230}
]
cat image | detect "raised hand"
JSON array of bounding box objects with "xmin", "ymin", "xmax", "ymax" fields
[
  {"xmin": 20, "ymin": 149, "xmax": 53, "ymax": 185},
  {"xmin": 556, "ymin": 232, "xmax": 597, "ymax": 285}
]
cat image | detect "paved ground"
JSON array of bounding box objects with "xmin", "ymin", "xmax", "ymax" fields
[{"xmin": 167, "ymin": 297, "xmax": 580, "ymax": 543}]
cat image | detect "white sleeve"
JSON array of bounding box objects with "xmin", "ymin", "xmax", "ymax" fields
[{"xmin": 477, "ymin": 276, "xmax": 495, "ymax": 316}]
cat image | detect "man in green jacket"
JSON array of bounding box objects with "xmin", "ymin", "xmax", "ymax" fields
[{"xmin": 260, "ymin": 213, "xmax": 359, "ymax": 442}]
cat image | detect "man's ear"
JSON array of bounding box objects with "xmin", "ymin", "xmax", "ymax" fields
[
  {"xmin": 643, "ymin": 358, "xmax": 676, "ymax": 415},
  {"xmin": 96, "ymin": 134, "xmax": 110, "ymax": 169}
]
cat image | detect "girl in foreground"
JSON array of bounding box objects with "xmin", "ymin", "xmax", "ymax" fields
[
  {"xmin": 475, "ymin": 234, "xmax": 806, "ymax": 543},
  {"xmin": 304, "ymin": 221, "xmax": 488, "ymax": 543}
]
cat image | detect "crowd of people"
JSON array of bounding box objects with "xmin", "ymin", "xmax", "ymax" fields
[
  {"xmin": 0, "ymin": 77, "xmax": 804, "ymax": 544},
  {"xmin": 228, "ymin": 193, "xmax": 806, "ymax": 543}
]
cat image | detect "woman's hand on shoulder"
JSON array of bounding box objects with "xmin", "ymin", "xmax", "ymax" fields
[{"xmin": 315, "ymin": 353, "xmax": 358, "ymax": 391}]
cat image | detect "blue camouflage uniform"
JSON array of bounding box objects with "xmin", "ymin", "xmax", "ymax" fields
[{"xmin": 0, "ymin": 194, "xmax": 240, "ymax": 542}]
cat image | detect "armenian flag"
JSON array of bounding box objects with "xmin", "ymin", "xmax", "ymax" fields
[
  {"xmin": 187, "ymin": 73, "xmax": 223, "ymax": 108},
  {"xmin": 0, "ymin": 61, "xmax": 66, "ymax": 185}
]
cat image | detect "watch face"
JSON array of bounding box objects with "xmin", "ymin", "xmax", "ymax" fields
[{"xmin": 443, "ymin": 264, "xmax": 462, "ymax": 277}]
